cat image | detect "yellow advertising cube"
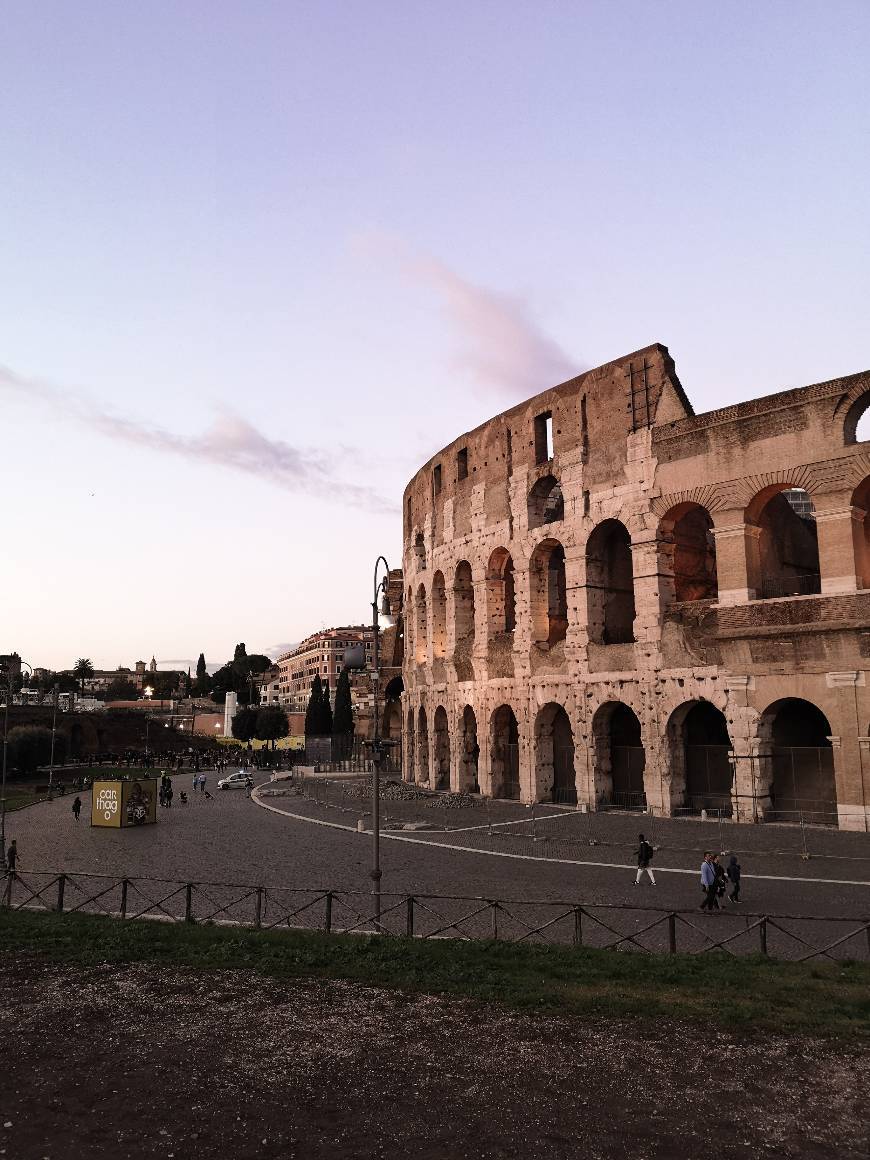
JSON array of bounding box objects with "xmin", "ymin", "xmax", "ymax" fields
[{"xmin": 91, "ymin": 779, "xmax": 158, "ymax": 827}]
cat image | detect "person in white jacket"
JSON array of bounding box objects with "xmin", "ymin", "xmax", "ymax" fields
[{"xmin": 700, "ymin": 852, "xmax": 718, "ymax": 913}]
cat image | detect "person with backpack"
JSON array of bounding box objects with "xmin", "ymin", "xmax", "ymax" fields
[
  {"xmin": 72, "ymin": 797, "xmax": 82, "ymax": 822},
  {"xmin": 633, "ymin": 833, "xmax": 656, "ymax": 886},
  {"xmin": 726, "ymin": 853, "xmax": 742, "ymax": 903}
]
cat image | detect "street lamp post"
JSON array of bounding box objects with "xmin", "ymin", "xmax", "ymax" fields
[
  {"xmin": 47, "ymin": 684, "xmax": 59, "ymax": 799},
  {"xmin": 344, "ymin": 556, "xmax": 396, "ymax": 932}
]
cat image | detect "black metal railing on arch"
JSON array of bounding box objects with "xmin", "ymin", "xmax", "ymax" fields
[{"xmin": 2, "ymin": 870, "xmax": 868, "ymax": 963}]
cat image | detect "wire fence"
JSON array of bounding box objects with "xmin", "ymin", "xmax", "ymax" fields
[{"xmin": 2, "ymin": 869, "xmax": 867, "ymax": 962}]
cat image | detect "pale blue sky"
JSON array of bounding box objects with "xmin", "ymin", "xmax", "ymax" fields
[{"xmin": 2, "ymin": 2, "xmax": 869, "ymax": 671}]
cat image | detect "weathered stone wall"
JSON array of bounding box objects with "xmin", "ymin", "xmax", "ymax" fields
[{"xmin": 401, "ymin": 343, "xmax": 870, "ymax": 831}]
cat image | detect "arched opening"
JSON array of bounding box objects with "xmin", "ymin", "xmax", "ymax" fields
[
  {"xmin": 850, "ymin": 476, "xmax": 870, "ymax": 590},
  {"xmin": 490, "ymin": 705, "xmax": 520, "ymax": 799},
  {"xmin": 381, "ymin": 701, "xmax": 402, "ymax": 772},
  {"xmin": 415, "ymin": 583, "xmax": 427, "ymax": 663},
  {"xmin": 433, "ymin": 706, "xmax": 450, "ymax": 791},
  {"xmin": 586, "ymin": 520, "xmax": 636, "ymax": 644},
  {"xmin": 486, "ymin": 548, "xmax": 516, "ymax": 635},
  {"xmin": 405, "ymin": 708, "xmax": 415, "ymax": 784},
  {"xmin": 527, "ymin": 474, "xmax": 564, "ymax": 529},
  {"xmin": 453, "ymin": 562, "xmax": 475, "ymax": 681},
  {"xmin": 416, "ymin": 706, "xmax": 429, "ymax": 786},
  {"xmin": 534, "ymin": 703, "xmax": 576, "ymax": 804},
  {"xmin": 529, "ymin": 538, "xmax": 567, "ymax": 647},
  {"xmin": 667, "ymin": 701, "xmax": 733, "ymax": 816},
  {"xmin": 414, "ymin": 531, "xmax": 426, "ymax": 568},
  {"xmin": 592, "ymin": 702, "xmax": 646, "ymax": 809},
  {"xmin": 747, "ymin": 487, "xmax": 820, "ymax": 599},
  {"xmin": 459, "ymin": 705, "xmax": 479, "ymax": 792},
  {"xmin": 843, "ymin": 391, "xmax": 870, "ymax": 444},
  {"xmin": 762, "ymin": 699, "xmax": 836, "ymax": 824},
  {"xmin": 431, "ymin": 571, "xmax": 447, "ymax": 659},
  {"xmin": 658, "ymin": 503, "xmax": 718, "ymax": 604}
]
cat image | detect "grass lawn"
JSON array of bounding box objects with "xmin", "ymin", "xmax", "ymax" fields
[{"xmin": 1, "ymin": 908, "xmax": 868, "ymax": 1037}]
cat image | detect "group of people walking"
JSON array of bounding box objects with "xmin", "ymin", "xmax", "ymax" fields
[{"xmin": 633, "ymin": 832, "xmax": 742, "ymax": 908}]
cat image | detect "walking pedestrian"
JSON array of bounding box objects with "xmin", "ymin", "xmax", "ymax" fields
[
  {"xmin": 713, "ymin": 854, "xmax": 727, "ymax": 909},
  {"xmin": 72, "ymin": 797, "xmax": 82, "ymax": 822},
  {"xmin": 200, "ymin": 774, "xmax": 207, "ymax": 794},
  {"xmin": 700, "ymin": 852, "xmax": 718, "ymax": 913},
  {"xmin": 6, "ymin": 840, "xmax": 19, "ymax": 874},
  {"xmin": 726, "ymin": 853, "xmax": 742, "ymax": 903},
  {"xmin": 633, "ymin": 832, "xmax": 657, "ymax": 886}
]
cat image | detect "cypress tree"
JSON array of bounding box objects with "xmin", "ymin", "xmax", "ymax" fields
[
  {"xmin": 321, "ymin": 682, "xmax": 333, "ymax": 735},
  {"xmin": 333, "ymin": 668, "xmax": 353, "ymax": 737},
  {"xmin": 304, "ymin": 675, "xmax": 323, "ymax": 736},
  {"xmin": 196, "ymin": 653, "xmax": 207, "ymax": 681}
]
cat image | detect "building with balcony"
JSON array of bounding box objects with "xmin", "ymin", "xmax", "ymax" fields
[{"xmin": 401, "ymin": 342, "xmax": 870, "ymax": 830}]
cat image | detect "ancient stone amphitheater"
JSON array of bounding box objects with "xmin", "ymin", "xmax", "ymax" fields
[{"xmin": 400, "ymin": 343, "xmax": 870, "ymax": 830}]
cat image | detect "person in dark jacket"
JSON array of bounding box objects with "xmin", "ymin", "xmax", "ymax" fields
[
  {"xmin": 6, "ymin": 840, "xmax": 18, "ymax": 873},
  {"xmin": 72, "ymin": 797, "xmax": 82, "ymax": 822},
  {"xmin": 633, "ymin": 833, "xmax": 657, "ymax": 886},
  {"xmin": 726, "ymin": 853, "xmax": 742, "ymax": 903}
]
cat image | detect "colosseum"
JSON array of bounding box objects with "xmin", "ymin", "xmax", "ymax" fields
[{"xmin": 400, "ymin": 342, "xmax": 870, "ymax": 831}]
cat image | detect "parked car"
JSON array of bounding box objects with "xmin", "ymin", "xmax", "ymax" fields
[{"xmin": 217, "ymin": 770, "xmax": 253, "ymax": 790}]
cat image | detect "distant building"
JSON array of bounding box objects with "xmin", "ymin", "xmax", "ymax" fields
[{"xmin": 276, "ymin": 627, "xmax": 375, "ymax": 715}]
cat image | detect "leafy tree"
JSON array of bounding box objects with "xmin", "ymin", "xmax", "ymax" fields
[
  {"xmin": 304, "ymin": 676, "xmax": 323, "ymax": 736},
  {"xmin": 332, "ymin": 668, "xmax": 354, "ymax": 737},
  {"xmin": 105, "ymin": 678, "xmax": 139, "ymax": 701},
  {"xmin": 231, "ymin": 706, "xmax": 259, "ymax": 743},
  {"xmin": 321, "ymin": 682, "xmax": 333, "ymax": 735},
  {"xmin": 73, "ymin": 658, "xmax": 94, "ymax": 695},
  {"xmin": 233, "ymin": 642, "xmax": 247, "ymax": 664},
  {"xmin": 256, "ymin": 705, "xmax": 289, "ymax": 749},
  {"xmin": 7, "ymin": 725, "xmax": 65, "ymax": 774}
]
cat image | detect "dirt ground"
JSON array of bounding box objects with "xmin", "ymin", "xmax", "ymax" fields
[{"xmin": 0, "ymin": 955, "xmax": 866, "ymax": 1160}]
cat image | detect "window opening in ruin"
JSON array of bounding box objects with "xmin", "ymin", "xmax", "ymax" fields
[
  {"xmin": 433, "ymin": 464, "xmax": 442, "ymax": 496},
  {"xmin": 580, "ymin": 394, "xmax": 589, "ymax": 461},
  {"xmin": 486, "ymin": 548, "xmax": 516, "ymax": 635},
  {"xmin": 659, "ymin": 503, "xmax": 718, "ymax": 604},
  {"xmin": 460, "ymin": 705, "xmax": 480, "ymax": 792},
  {"xmin": 457, "ymin": 447, "xmax": 468, "ymax": 480},
  {"xmin": 431, "ymin": 571, "xmax": 447, "ymax": 659},
  {"xmin": 406, "ymin": 709, "xmax": 416, "ymax": 783},
  {"xmin": 414, "ymin": 531, "xmax": 426, "ymax": 569},
  {"xmin": 406, "ymin": 496, "xmax": 412, "ymax": 534},
  {"xmin": 763, "ymin": 699, "xmax": 836, "ymax": 824},
  {"xmin": 530, "ymin": 539, "xmax": 568, "ymax": 647},
  {"xmin": 843, "ymin": 391, "xmax": 870, "ymax": 444},
  {"xmin": 534, "ymin": 411, "xmax": 554, "ymax": 464},
  {"xmin": 433, "ymin": 706, "xmax": 450, "ymax": 790},
  {"xmin": 490, "ymin": 704, "xmax": 520, "ymax": 799},
  {"xmin": 748, "ymin": 487, "xmax": 820, "ymax": 599},
  {"xmin": 527, "ymin": 474, "xmax": 564, "ymax": 529},
  {"xmin": 506, "ymin": 428, "xmax": 513, "ymax": 476},
  {"xmin": 586, "ymin": 519, "xmax": 636, "ymax": 644},
  {"xmin": 416, "ymin": 706, "xmax": 429, "ymax": 785},
  {"xmin": 453, "ymin": 561, "xmax": 475, "ymax": 680},
  {"xmin": 850, "ymin": 476, "xmax": 870, "ymax": 589},
  {"xmin": 535, "ymin": 703, "xmax": 576, "ymax": 805},
  {"xmin": 592, "ymin": 702, "xmax": 646, "ymax": 810},
  {"xmin": 415, "ymin": 583, "xmax": 427, "ymax": 664}
]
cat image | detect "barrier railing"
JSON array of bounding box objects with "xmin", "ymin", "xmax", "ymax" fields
[{"xmin": 2, "ymin": 870, "xmax": 868, "ymax": 963}]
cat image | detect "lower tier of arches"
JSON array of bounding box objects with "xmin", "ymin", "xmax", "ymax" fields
[{"xmin": 398, "ymin": 683, "xmax": 870, "ymax": 831}]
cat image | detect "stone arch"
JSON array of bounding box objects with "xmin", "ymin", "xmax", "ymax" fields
[
  {"xmin": 433, "ymin": 706, "xmax": 451, "ymax": 790},
  {"xmin": 529, "ymin": 538, "xmax": 567, "ymax": 646},
  {"xmin": 658, "ymin": 502, "xmax": 718, "ymax": 604},
  {"xmin": 843, "ymin": 389, "xmax": 870, "ymax": 444},
  {"xmin": 382, "ymin": 700, "xmax": 402, "ymax": 773},
  {"xmin": 591, "ymin": 701, "xmax": 645, "ymax": 809},
  {"xmin": 534, "ymin": 702, "xmax": 576, "ymax": 804},
  {"xmin": 745, "ymin": 485, "xmax": 820, "ymax": 599},
  {"xmin": 415, "ymin": 583, "xmax": 427, "ymax": 663},
  {"xmin": 527, "ymin": 474, "xmax": 564, "ymax": 529},
  {"xmin": 459, "ymin": 705, "xmax": 480, "ymax": 792},
  {"xmin": 416, "ymin": 705, "xmax": 430, "ymax": 786},
  {"xmin": 453, "ymin": 562, "xmax": 475, "ymax": 681},
  {"xmin": 414, "ymin": 531, "xmax": 426, "ymax": 568},
  {"xmin": 758, "ymin": 698, "xmax": 836, "ymax": 823},
  {"xmin": 486, "ymin": 547, "xmax": 516, "ymax": 635},
  {"xmin": 490, "ymin": 704, "xmax": 520, "ymax": 799},
  {"xmin": 431, "ymin": 571, "xmax": 447, "ymax": 659},
  {"xmin": 586, "ymin": 520, "xmax": 636, "ymax": 644},
  {"xmin": 666, "ymin": 700, "xmax": 733, "ymax": 815},
  {"xmin": 850, "ymin": 475, "xmax": 870, "ymax": 590},
  {"xmin": 405, "ymin": 708, "xmax": 415, "ymax": 783}
]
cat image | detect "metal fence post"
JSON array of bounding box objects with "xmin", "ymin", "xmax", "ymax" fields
[
  {"xmin": 120, "ymin": 879, "xmax": 128, "ymax": 919},
  {"xmin": 406, "ymin": 895, "xmax": 414, "ymax": 938},
  {"xmin": 668, "ymin": 912, "xmax": 676, "ymax": 954},
  {"xmin": 758, "ymin": 916, "xmax": 768, "ymax": 955},
  {"xmin": 184, "ymin": 883, "xmax": 193, "ymax": 923},
  {"xmin": 324, "ymin": 891, "xmax": 333, "ymax": 933},
  {"xmin": 490, "ymin": 901, "xmax": 499, "ymax": 941},
  {"xmin": 573, "ymin": 906, "xmax": 583, "ymax": 946},
  {"xmin": 254, "ymin": 886, "xmax": 264, "ymax": 929},
  {"xmin": 56, "ymin": 874, "xmax": 66, "ymax": 914},
  {"xmin": 3, "ymin": 873, "xmax": 12, "ymax": 909}
]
